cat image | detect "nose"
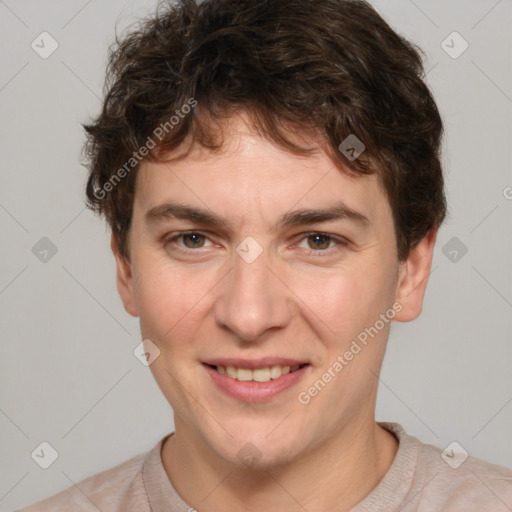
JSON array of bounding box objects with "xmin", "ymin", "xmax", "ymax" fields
[{"xmin": 214, "ymin": 243, "xmax": 292, "ymax": 342}]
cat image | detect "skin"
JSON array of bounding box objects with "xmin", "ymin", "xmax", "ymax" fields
[{"xmin": 112, "ymin": 112, "xmax": 437, "ymax": 511}]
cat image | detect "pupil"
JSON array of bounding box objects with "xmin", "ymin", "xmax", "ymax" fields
[
  {"xmin": 185, "ymin": 233, "xmax": 203, "ymax": 248},
  {"xmin": 310, "ymin": 234, "xmax": 329, "ymax": 250}
]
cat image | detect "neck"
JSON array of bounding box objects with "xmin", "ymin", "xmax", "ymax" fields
[{"xmin": 162, "ymin": 418, "xmax": 398, "ymax": 512}]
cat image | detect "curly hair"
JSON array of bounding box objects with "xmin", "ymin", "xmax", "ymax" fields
[{"xmin": 83, "ymin": 0, "xmax": 447, "ymax": 262}]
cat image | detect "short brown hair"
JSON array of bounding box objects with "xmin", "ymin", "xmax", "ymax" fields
[{"xmin": 83, "ymin": 0, "xmax": 447, "ymax": 262}]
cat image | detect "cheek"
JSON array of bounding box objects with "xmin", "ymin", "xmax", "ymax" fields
[
  {"xmin": 289, "ymin": 263, "xmax": 392, "ymax": 343},
  {"xmin": 133, "ymin": 256, "xmax": 204, "ymax": 343}
]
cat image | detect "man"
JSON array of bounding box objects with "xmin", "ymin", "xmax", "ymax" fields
[{"xmin": 18, "ymin": 0, "xmax": 512, "ymax": 510}]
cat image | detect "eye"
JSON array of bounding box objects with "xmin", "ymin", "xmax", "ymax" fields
[
  {"xmin": 180, "ymin": 232, "xmax": 208, "ymax": 249},
  {"xmin": 296, "ymin": 232, "xmax": 348, "ymax": 255},
  {"xmin": 162, "ymin": 231, "xmax": 348, "ymax": 258},
  {"xmin": 164, "ymin": 231, "xmax": 214, "ymax": 253}
]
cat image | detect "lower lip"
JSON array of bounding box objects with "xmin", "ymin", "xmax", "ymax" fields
[{"xmin": 203, "ymin": 364, "xmax": 310, "ymax": 403}]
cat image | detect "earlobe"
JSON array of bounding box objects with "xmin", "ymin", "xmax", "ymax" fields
[
  {"xmin": 111, "ymin": 232, "xmax": 139, "ymax": 317},
  {"xmin": 394, "ymin": 229, "xmax": 437, "ymax": 323}
]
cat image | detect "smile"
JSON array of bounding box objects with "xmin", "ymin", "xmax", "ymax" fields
[
  {"xmin": 202, "ymin": 359, "xmax": 311, "ymax": 402},
  {"xmin": 211, "ymin": 364, "xmax": 307, "ymax": 382}
]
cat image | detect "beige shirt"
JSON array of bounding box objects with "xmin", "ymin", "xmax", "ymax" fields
[{"xmin": 16, "ymin": 422, "xmax": 512, "ymax": 511}]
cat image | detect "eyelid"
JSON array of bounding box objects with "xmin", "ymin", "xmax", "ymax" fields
[
  {"xmin": 164, "ymin": 231, "xmax": 215, "ymax": 250},
  {"xmin": 163, "ymin": 230, "xmax": 349, "ymax": 255},
  {"xmin": 294, "ymin": 232, "xmax": 349, "ymax": 253}
]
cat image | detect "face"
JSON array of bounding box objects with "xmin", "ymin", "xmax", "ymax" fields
[{"xmin": 114, "ymin": 113, "xmax": 434, "ymax": 468}]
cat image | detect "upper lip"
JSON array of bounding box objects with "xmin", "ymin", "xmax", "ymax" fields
[{"xmin": 202, "ymin": 358, "xmax": 309, "ymax": 369}]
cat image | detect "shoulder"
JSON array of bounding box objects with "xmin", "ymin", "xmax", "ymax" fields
[
  {"xmin": 14, "ymin": 443, "xmax": 156, "ymax": 512},
  {"xmin": 387, "ymin": 423, "xmax": 512, "ymax": 511},
  {"xmin": 418, "ymin": 439, "xmax": 512, "ymax": 510}
]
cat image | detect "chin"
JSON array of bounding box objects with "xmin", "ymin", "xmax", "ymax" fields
[{"xmin": 200, "ymin": 418, "xmax": 310, "ymax": 470}]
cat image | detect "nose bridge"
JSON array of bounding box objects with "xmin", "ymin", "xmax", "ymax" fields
[{"xmin": 214, "ymin": 239, "xmax": 290, "ymax": 341}]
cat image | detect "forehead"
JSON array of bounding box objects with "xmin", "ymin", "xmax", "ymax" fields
[{"xmin": 134, "ymin": 114, "xmax": 391, "ymax": 230}]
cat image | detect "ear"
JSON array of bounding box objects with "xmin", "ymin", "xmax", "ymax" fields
[
  {"xmin": 394, "ymin": 228, "xmax": 437, "ymax": 322},
  {"xmin": 111, "ymin": 232, "xmax": 139, "ymax": 317}
]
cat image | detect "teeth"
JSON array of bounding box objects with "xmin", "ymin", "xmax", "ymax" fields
[
  {"xmin": 216, "ymin": 364, "xmax": 299, "ymax": 382},
  {"xmin": 269, "ymin": 365, "xmax": 282, "ymax": 379},
  {"xmin": 237, "ymin": 368, "xmax": 252, "ymax": 381},
  {"xmin": 252, "ymin": 367, "xmax": 270, "ymax": 382}
]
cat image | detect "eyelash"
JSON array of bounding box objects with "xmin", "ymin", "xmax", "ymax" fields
[{"xmin": 163, "ymin": 231, "xmax": 348, "ymax": 257}]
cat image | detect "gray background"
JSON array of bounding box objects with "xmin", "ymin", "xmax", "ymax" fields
[{"xmin": 1, "ymin": 0, "xmax": 511, "ymax": 509}]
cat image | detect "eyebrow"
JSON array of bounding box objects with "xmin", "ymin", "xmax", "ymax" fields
[{"xmin": 144, "ymin": 201, "xmax": 370, "ymax": 231}]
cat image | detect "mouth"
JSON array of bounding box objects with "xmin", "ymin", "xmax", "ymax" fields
[
  {"xmin": 204, "ymin": 363, "xmax": 309, "ymax": 382},
  {"xmin": 201, "ymin": 359, "xmax": 311, "ymax": 402}
]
